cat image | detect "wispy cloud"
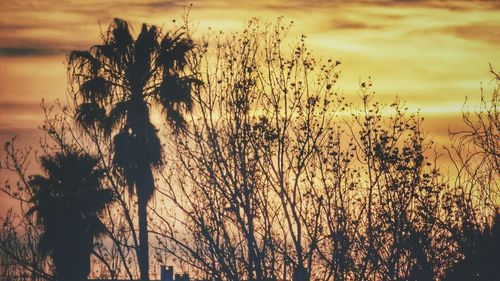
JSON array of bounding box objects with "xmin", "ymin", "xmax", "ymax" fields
[
  {"xmin": 410, "ymin": 21, "xmax": 500, "ymax": 45},
  {"xmin": 0, "ymin": 101, "xmax": 41, "ymax": 112},
  {"xmin": 448, "ymin": 22, "xmax": 500, "ymax": 44},
  {"xmin": 0, "ymin": 47, "xmax": 66, "ymax": 57},
  {"xmin": 0, "ymin": 102, "xmax": 44, "ymax": 130},
  {"xmin": 330, "ymin": 20, "xmax": 383, "ymax": 30}
]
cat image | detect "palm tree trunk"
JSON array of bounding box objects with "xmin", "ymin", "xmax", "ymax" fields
[
  {"xmin": 138, "ymin": 193, "xmax": 150, "ymax": 281},
  {"xmin": 136, "ymin": 164, "xmax": 154, "ymax": 281}
]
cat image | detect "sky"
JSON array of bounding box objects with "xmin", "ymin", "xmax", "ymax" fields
[{"xmin": 0, "ymin": 0, "xmax": 499, "ymax": 211}]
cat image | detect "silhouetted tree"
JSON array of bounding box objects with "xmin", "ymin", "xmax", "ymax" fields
[
  {"xmin": 1, "ymin": 139, "xmax": 53, "ymax": 281},
  {"xmin": 156, "ymin": 20, "xmax": 342, "ymax": 281},
  {"xmin": 1, "ymin": 102, "xmax": 139, "ymax": 280},
  {"xmin": 449, "ymin": 65, "xmax": 499, "ymax": 213},
  {"xmin": 67, "ymin": 18, "xmax": 199, "ymax": 280},
  {"xmin": 348, "ymin": 89, "xmax": 441, "ymax": 280},
  {"xmin": 442, "ymin": 66, "xmax": 500, "ymax": 281},
  {"xmin": 443, "ymin": 212, "xmax": 500, "ymax": 281},
  {"xmin": 27, "ymin": 149, "xmax": 113, "ymax": 281}
]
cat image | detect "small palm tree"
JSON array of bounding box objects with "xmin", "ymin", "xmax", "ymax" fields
[
  {"xmin": 67, "ymin": 18, "xmax": 199, "ymax": 280},
  {"xmin": 28, "ymin": 149, "xmax": 113, "ymax": 281}
]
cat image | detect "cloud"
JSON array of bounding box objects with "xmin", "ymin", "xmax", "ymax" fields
[
  {"xmin": 0, "ymin": 47, "xmax": 66, "ymax": 57},
  {"xmin": 0, "ymin": 101, "xmax": 41, "ymax": 112},
  {"xmin": 331, "ymin": 20, "xmax": 383, "ymax": 30},
  {"xmin": 448, "ymin": 23, "xmax": 500, "ymax": 44},
  {"xmin": 0, "ymin": 127, "xmax": 40, "ymax": 137},
  {"xmin": 128, "ymin": 0, "xmax": 192, "ymax": 9},
  {"xmin": 415, "ymin": 22, "xmax": 500, "ymax": 45},
  {"xmin": 0, "ymin": 102, "xmax": 45, "ymax": 130},
  {"xmin": 259, "ymin": 0, "xmax": 500, "ymax": 12}
]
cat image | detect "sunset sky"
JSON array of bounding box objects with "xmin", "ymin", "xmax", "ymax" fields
[{"xmin": 0, "ymin": 0, "xmax": 499, "ymax": 211}]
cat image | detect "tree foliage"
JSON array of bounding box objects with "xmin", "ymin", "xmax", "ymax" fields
[
  {"xmin": 67, "ymin": 17, "xmax": 200, "ymax": 281},
  {"xmin": 27, "ymin": 149, "xmax": 113, "ymax": 281}
]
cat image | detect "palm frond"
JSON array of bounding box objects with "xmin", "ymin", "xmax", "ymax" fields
[
  {"xmin": 135, "ymin": 24, "xmax": 159, "ymax": 66},
  {"xmin": 103, "ymin": 100, "xmax": 129, "ymax": 136},
  {"xmin": 108, "ymin": 18, "xmax": 134, "ymax": 63},
  {"xmin": 39, "ymin": 154, "xmax": 61, "ymax": 180},
  {"xmin": 165, "ymin": 106, "xmax": 188, "ymax": 133},
  {"xmin": 75, "ymin": 102, "xmax": 106, "ymax": 128},
  {"xmin": 92, "ymin": 44, "xmax": 114, "ymax": 61},
  {"xmin": 67, "ymin": 50, "xmax": 101, "ymax": 75},
  {"xmin": 80, "ymin": 76, "xmax": 111, "ymax": 103},
  {"xmin": 157, "ymin": 74, "xmax": 194, "ymax": 111},
  {"xmin": 158, "ymin": 34, "xmax": 194, "ymax": 72},
  {"xmin": 170, "ymin": 37, "xmax": 194, "ymax": 71}
]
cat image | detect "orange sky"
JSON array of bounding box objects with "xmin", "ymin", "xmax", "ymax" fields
[{"xmin": 0, "ymin": 0, "xmax": 499, "ymax": 212}]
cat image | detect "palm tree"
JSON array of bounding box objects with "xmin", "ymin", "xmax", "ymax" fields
[
  {"xmin": 67, "ymin": 18, "xmax": 199, "ymax": 280},
  {"xmin": 28, "ymin": 149, "xmax": 113, "ymax": 281}
]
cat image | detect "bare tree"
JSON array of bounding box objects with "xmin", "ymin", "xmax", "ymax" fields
[
  {"xmin": 154, "ymin": 19, "xmax": 342, "ymax": 281},
  {"xmin": 441, "ymin": 66, "xmax": 500, "ymax": 280}
]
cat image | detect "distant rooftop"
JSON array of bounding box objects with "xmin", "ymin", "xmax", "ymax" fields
[{"xmin": 90, "ymin": 265, "xmax": 189, "ymax": 281}]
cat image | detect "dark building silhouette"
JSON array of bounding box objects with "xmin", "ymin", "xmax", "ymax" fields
[
  {"xmin": 91, "ymin": 266, "xmax": 189, "ymax": 281},
  {"xmin": 160, "ymin": 266, "xmax": 189, "ymax": 281},
  {"xmin": 90, "ymin": 266, "xmax": 286, "ymax": 281}
]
